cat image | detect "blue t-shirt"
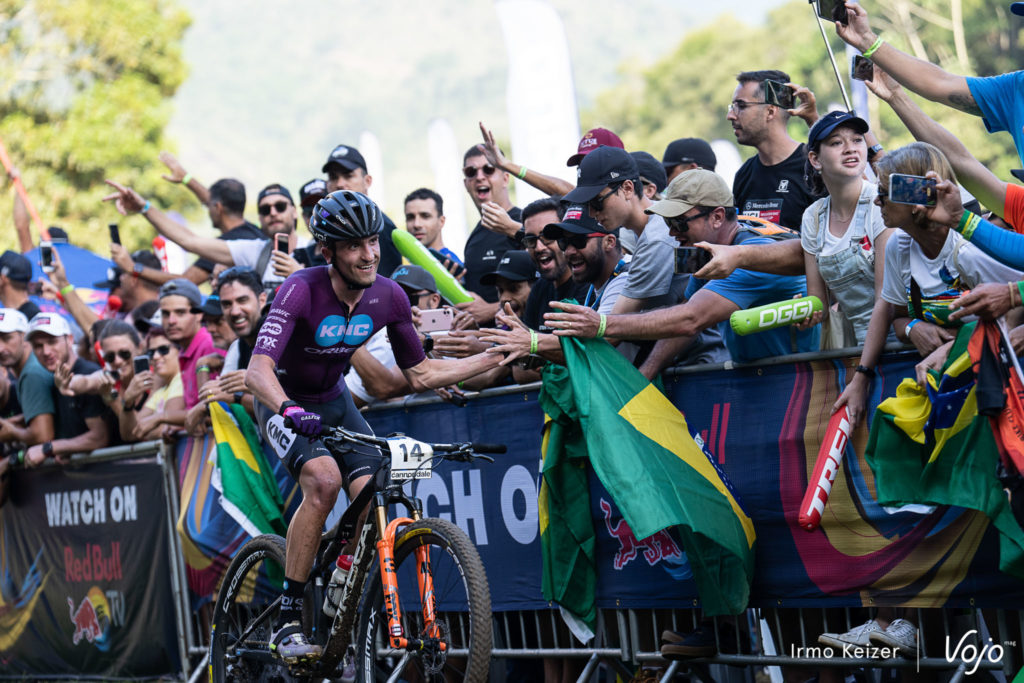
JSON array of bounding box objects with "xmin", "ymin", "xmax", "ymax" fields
[
  {"xmin": 685, "ymin": 232, "xmax": 820, "ymax": 363},
  {"xmin": 966, "ymin": 72, "xmax": 1024, "ymax": 166}
]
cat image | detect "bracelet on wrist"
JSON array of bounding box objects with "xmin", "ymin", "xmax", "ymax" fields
[
  {"xmin": 140, "ymin": 200, "xmax": 152, "ymax": 214},
  {"xmin": 905, "ymin": 318, "xmax": 920, "ymax": 336},
  {"xmin": 60, "ymin": 284, "xmax": 74, "ymax": 297},
  {"xmin": 529, "ymin": 330, "xmax": 539, "ymax": 355},
  {"xmin": 517, "ymin": 166, "xmax": 528, "ymax": 180},
  {"xmin": 956, "ymin": 210, "xmax": 981, "ymax": 239},
  {"xmin": 1017, "ymin": 281, "xmax": 1024, "ymax": 308},
  {"xmin": 181, "ymin": 173, "xmax": 192, "ymax": 185},
  {"xmin": 597, "ymin": 314, "xmax": 608, "ymax": 338},
  {"xmin": 42, "ymin": 441, "xmax": 54, "ymax": 458},
  {"xmin": 854, "ymin": 364, "xmax": 876, "ymax": 378},
  {"xmin": 862, "ymin": 36, "xmax": 884, "ymax": 59}
]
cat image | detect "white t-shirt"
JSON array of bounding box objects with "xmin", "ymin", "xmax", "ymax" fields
[
  {"xmin": 881, "ymin": 229, "xmax": 1024, "ymax": 322},
  {"xmin": 223, "ymin": 339, "xmax": 241, "ymax": 373},
  {"xmin": 800, "ymin": 180, "xmax": 886, "ymax": 258},
  {"xmin": 227, "ymin": 236, "xmax": 315, "ymax": 289},
  {"xmin": 344, "ymin": 329, "xmax": 395, "ymax": 405}
]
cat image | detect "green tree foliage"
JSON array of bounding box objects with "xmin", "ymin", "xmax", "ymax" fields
[
  {"xmin": 0, "ymin": 0, "xmax": 191, "ymax": 252},
  {"xmin": 588, "ymin": 0, "xmax": 1019, "ymax": 193}
]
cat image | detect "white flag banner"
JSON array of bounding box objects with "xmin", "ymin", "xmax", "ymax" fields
[
  {"xmin": 359, "ymin": 131, "xmax": 385, "ymax": 207},
  {"xmin": 428, "ymin": 117, "xmax": 469, "ymax": 258}
]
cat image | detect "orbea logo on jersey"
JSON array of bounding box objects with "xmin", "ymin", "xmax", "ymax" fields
[{"xmin": 315, "ymin": 314, "xmax": 374, "ymax": 347}]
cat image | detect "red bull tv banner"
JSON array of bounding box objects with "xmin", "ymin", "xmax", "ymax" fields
[
  {"xmin": 0, "ymin": 459, "xmax": 180, "ymax": 678},
  {"xmin": 363, "ymin": 350, "xmax": 1024, "ymax": 611}
]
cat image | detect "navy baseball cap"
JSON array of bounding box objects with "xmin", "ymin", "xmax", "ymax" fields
[
  {"xmin": 257, "ymin": 183, "xmax": 294, "ymax": 205},
  {"xmin": 662, "ymin": 138, "xmax": 717, "ymax": 172},
  {"xmin": 631, "ymin": 151, "xmax": 669, "ymax": 193},
  {"xmin": 299, "ymin": 178, "xmax": 327, "ymax": 207},
  {"xmin": 564, "ymin": 146, "xmax": 640, "ymax": 204},
  {"xmin": 322, "ymin": 145, "xmax": 368, "ymax": 174},
  {"xmin": 390, "ymin": 265, "xmax": 438, "ymax": 294},
  {"xmin": 480, "ymin": 250, "xmax": 538, "ymax": 286},
  {"xmin": 0, "ymin": 250, "xmax": 32, "ymax": 283},
  {"xmin": 1012, "ymin": 2, "xmax": 1024, "ymax": 15},
  {"xmin": 198, "ymin": 295, "xmax": 223, "ymax": 317},
  {"xmin": 807, "ymin": 110, "xmax": 869, "ymax": 150},
  {"xmin": 542, "ymin": 205, "xmax": 613, "ymax": 240}
]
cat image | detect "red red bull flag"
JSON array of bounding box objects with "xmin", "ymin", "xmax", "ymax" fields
[{"xmin": 538, "ymin": 337, "xmax": 756, "ymax": 641}]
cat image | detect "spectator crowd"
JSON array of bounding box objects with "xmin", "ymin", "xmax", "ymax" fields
[{"xmin": 3, "ymin": 1, "xmax": 1024, "ymax": 670}]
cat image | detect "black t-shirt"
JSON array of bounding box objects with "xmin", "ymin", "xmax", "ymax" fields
[
  {"xmin": 378, "ymin": 214, "xmax": 402, "ymax": 282},
  {"xmin": 54, "ymin": 358, "xmax": 107, "ymax": 440},
  {"xmin": 193, "ymin": 221, "xmax": 265, "ymax": 273},
  {"xmin": 732, "ymin": 144, "xmax": 818, "ymax": 231},
  {"xmin": 523, "ymin": 277, "xmax": 590, "ymax": 332},
  {"xmin": 463, "ymin": 207, "xmax": 523, "ymax": 303},
  {"xmin": 18, "ymin": 299, "xmax": 40, "ymax": 321}
]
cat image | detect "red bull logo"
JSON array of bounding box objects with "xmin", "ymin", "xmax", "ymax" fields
[
  {"xmin": 68, "ymin": 596, "xmax": 102, "ymax": 645},
  {"xmin": 601, "ymin": 498, "xmax": 682, "ymax": 570}
]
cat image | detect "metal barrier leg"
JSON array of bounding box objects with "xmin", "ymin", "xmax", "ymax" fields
[
  {"xmin": 658, "ymin": 661, "xmax": 681, "ymax": 681},
  {"xmin": 949, "ymin": 661, "xmax": 968, "ymax": 683},
  {"xmin": 186, "ymin": 651, "xmax": 208, "ymax": 683},
  {"xmin": 576, "ymin": 652, "xmax": 600, "ymax": 683}
]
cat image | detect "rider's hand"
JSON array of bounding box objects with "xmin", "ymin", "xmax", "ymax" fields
[{"xmin": 280, "ymin": 402, "xmax": 322, "ymax": 438}]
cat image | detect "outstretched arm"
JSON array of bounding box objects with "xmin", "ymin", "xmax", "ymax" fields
[
  {"xmin": 160, "ymin": 151, "xmax": 211, "ymax": 206},
  {"xmin": 478, "ymin": 122, "xmax": 574, "ymax": 197}
]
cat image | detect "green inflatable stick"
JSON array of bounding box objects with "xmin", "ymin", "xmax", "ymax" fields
[
  {"xmin": 729, "ymin": 295, "xmax": 823, "ymax": 336},
  {"xmin": 391, "ymin": 229, "xmax": 474, "ymax": 304}
]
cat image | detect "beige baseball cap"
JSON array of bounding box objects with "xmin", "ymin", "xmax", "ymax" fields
[{"xmin": 646, "ymin": 169, "xmax": 734, "ymax": 218}]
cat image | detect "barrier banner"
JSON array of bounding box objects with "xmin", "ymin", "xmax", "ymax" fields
[
  {"xmin": 0, "ymin": 458, "xmax": 180, "ymax": 678},
  {"xmin": 365, "ymin": 350, "xmax": 1024, "ymax": 610}
]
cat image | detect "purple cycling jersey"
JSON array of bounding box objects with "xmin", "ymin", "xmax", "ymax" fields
[{"xmin": 253, "ymin": 267, "xmax": 426, "ymax": 403}]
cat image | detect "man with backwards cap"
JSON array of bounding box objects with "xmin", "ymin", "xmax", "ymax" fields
[
  {"xmin": 0, "ymin": 250, "xmax": 41, "ymax": 321},
  {"xmin": 322, "ymin": 144, "xmax": 402, "ymax": 277},
  {"xmin": 20, "ymin": 313, "xmax": 109, "ymax": 466},
  {"xmin": 157, "ymin": 278, "xmax": 217, "ymax": 410},
  {"xmin": 545, "ymin": 169, "xmax": 819, "ymax": 377}
]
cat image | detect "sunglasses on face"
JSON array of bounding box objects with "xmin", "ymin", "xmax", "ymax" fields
[
  {"xmin": 522, "ymin": 234, "xmax": 557, "ymax": 250},
  {"xmin": 462, "ymin": 164, "xmax": 496, "ymax": 179},
  {"xmin": 258, "ymin": 201, "xmax": 290, "ymax": 216},
  {"xmin": 666, "ymin": 208, "xmax": 714, "ymax": 233},
  {"xmin": 556, "ymin": 232, "xmax": 605, "ymax": 251},
  {"xmin": 588, "ymin": 183, "xmax": 623, "ymax": 213},
  {"xmin": 147, "ymin": 344, "xmax": 173, "ymax": 359},
  {"xmin": 103, "ymin": 349, "xmax": 133, "ymax": 364}
]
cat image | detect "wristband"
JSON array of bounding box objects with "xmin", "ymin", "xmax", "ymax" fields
[
  {"xmin": 905, "ymin": 318, "xmax": 920, "ymax": 336},
  {"xmin": 597, "ymin": 314, "xmax": 607, "ymax": 338},
  {"xmin": 529, "ymin": 330, "xmax": 539, "ymax": 355},
  {"xmin": 854, "ymin": 365, "xmax": 876, "ymax": 378},
  {"xmin": 956, "ymin": 210, "xmax": 981, "ymax": 240},
  {"xmin": 233, "ymin": 391, "xmax": 244, "ymax": 404},
  {"xmin": 517, "ymin": 166, "xmax": 528, "ymax": 180},
  {"xmin": 13, "ymin": 449, "xmax": 25, "ymax": 467},
  {"xmin": 60, "ymin": 284, "xmax": 74, "ymax": 297},
  {"xmin": 1017, "ymin": 281, "xmax": 1024, "ymax": 308},
  {"xmin": 141, "ymin": 200, "xmax": 152, "ymax": 214},
  {"xmin": 42, "ymin": 441, "xmax": 54, "ymax": 458},
  {"xmin": 121, "ymin": 398, "xmax": 135, "ymax": 413},
  {"xmin": 862, "ymin": 36, "xmax": 884, "ymax": 59},
  {"xmin": 197, "ymin": 365, "xmax": 211, "ymax": 375},
  {"xmin": 181, "ymin": 173, "xmax": 192, "ymax": 185},
  {"xmin": 278, "ymin": 400, "xmax": 299, "ymax": 416}
]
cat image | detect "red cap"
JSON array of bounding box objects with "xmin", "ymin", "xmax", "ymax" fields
[{"xmin": 566, "ymin": 128, "xmax": 624, "ymax": 166}]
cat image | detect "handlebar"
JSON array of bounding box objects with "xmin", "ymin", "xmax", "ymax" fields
[{"xmin": 320, "ymin": 425, "xmax": 505, "ymax": 461}]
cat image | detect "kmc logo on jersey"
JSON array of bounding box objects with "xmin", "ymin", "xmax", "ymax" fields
[{"xmin": 315, "ymin": 314, "xmax": 375, "ymax": 347}]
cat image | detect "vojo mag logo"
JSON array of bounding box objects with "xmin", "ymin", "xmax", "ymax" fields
[{"xmin": 315, "ymin": 314, "xmax": 374, "ymax": 346}]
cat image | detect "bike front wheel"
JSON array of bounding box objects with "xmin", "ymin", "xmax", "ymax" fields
[{"xmin": 354, "ymin": 517, "xmax": 492, "ymax": 682}]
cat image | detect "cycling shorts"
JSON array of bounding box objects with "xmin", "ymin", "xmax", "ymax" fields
[{"xmin": 255, "ymin": 389, "xmax": 380, "ymax": 485}]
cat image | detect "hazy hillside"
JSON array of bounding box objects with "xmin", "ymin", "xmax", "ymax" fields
[{"xmin": 167, "ymin": 0, "xmax": 782, "ymax": 223}]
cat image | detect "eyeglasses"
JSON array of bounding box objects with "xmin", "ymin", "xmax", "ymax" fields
[
  {"xmin": 522, "ymin": 234, "xmax": 557, "ymax": 250},
  {"xmin": 588, "ymin": 183, "xmax": 623, "ymax": 212},
  {"xmin": 103, "ymin": 349, "xmax": 132, "ymax": 364},
  {"xmin": 728, "ymin": 100, "xmax": 771, "ymax": 114},
  {"xmin": 463, "ymin": 164, "xmax": 496, "ymax": 179},
  {"xmin": 666, "ymin": 208, "xmax": 713, "ymax": 233},
  {"xmin": 258, "ymin": 201, "xmax": 290, "ymax": 216},
  {"xmin": 556, "ymin": 232, "xmax": 606, "ymax": 251},
  {"xmin": 147, "ymin": 344, "xmax": 173, "ymax": 359}
]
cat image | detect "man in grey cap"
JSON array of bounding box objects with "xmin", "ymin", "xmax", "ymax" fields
[
  {"xmin": 159, "ymin": 278, "xmax": 216, "ymax": 409},
  {"xmin": 662, "ymin": 138, "xmax": 718, "ymax": 183},
  {"xmin": 0, "ymin": 250, "xmax": 40, "ymax": 321},
  {"xmin": 322, "ymin": 144, "xmax": 401, "ymax": 277},
  {"xmin": 547, "ymin": 169, "xmax": 819, "ymax": 377}
]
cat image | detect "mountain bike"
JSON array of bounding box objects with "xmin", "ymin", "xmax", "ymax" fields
[{"xmin": 209, "ymin": 424, "xmax": 504, "ymax": 682}]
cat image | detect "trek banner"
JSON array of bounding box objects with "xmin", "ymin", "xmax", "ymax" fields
[
  {"xmin": 364, "ymin": 350, "xmax": 1024, "ymax": 611},
  {"xmin": 0, "ymin": 458, "xmax": 180, "ymax": 679}
]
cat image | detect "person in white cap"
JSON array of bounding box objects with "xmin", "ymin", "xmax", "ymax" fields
[
  {"xmin": 0, "ymin": 308, "xmax": 34, "ymax": 477},
  {"xmin": 22, "ymin": 313, "xmax": 109, "ymax": 466}
]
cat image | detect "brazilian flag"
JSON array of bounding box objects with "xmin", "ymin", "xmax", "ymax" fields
[
  {"xmin": 209, "ymin": 402, "xmax": 287, "ymax": 538},
  {"xmin": 865, "ymin": 322, "xmax": 1024, "ymax": 578},
  {"xmin": 538, "ymin": 337, "xmax": 756, "ymax": 639}
]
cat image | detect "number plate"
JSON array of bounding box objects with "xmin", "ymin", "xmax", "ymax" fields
[{"xmin": 386, "ymin": 437, "xmax": 434, "ymax": 480}]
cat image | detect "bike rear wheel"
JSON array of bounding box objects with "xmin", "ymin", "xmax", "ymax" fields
[
  {"xmin": 354, "ymin": 517, "xmax": 492, "ymax": 682},
  {"xmin": 210, "ymin": 534, "xmax": 305, "ymax": 683}
]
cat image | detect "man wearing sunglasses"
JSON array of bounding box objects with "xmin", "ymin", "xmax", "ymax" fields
[
  {"xmin": 459, "ymin": 145, "xmax": 523, "ymax": 326},
  {"xmin": 521, "ymin": 198, "xmax": 590, "ymax": 334},
  {"xmin": 322, "ymin": 144, "xmax": 402, "ymax": 279},
  {"xmin": 546, "ymin": 170, "xmax": 819, "ymax": 376},
  {"xmin": 729, "ymin": 70, "xmax": 819, "ymax": 231}
]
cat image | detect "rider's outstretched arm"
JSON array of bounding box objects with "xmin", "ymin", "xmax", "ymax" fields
[{"xmin": 401, "ymin": 353, "xmax": 504, "ymax": 393}]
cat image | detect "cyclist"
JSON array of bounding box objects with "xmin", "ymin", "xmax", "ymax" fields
[{"xmin": 245, "ymin": 190, "xmax": 503, "ymax": 663}]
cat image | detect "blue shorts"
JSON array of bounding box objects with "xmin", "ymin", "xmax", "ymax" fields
[{"xmin": 255, "ymin": 389, "xmax": 380, "ymax": 485}]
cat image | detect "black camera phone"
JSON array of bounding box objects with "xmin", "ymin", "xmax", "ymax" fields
[
  {"xmin": 133, "ymin": 355, "xmax": 151, "ymax": 375},
  {"xmin": 852, "ymin": 55, "xmax": 873, "ymax": 82},
  {"xmin": 816, "ymin": 0, "xmax": 848, "ymax": 25},
  {"xmin": 675, "ymin": 247, "xmax": 712, "ymax": 275},
  {"xmin": 764, "ymin": 80, "xmax": 794, "ymax": 110},
  {"xmin": 109, "ymin": 223, "xmax": 121, "ymax": 245}
]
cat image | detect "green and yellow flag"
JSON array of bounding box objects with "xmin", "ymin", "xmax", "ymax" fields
[
  {"xmin": 538, "ymin": 337, "xmax": 756, "ymax": 639},
  {"xmin": 865, "ymin": 322, "xmax": 1024, "ymax": 578},
  {"xmin": 209, "ymin": 402, "xmax": 287, "ymax": 538}
]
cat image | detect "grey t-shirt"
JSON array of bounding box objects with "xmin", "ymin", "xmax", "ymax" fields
[{"xmin": 622, "ymin": 214, "xmax": 675, "ymax": 301}]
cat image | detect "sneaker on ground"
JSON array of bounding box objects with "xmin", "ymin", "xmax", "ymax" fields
[
  {"xmin": 269, "ymin": 621, "xmax": 322, "ymax": 664},
  {"xmin": 660, "ymin": 622, "xmax": 740, "ymax": 660},
  {"xmin": 868, "ymin": 618, "xmax": 918, "ymax": 657},
  {"xmin": 818, "ymin": 620, "xmax": 884, "ymax": 650}
]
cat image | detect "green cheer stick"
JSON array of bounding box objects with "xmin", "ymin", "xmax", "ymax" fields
[
  {"xmin": 391, "ymin": 229, "xmax": 474, "ymax": 304},
  {"xmin": 729, "ymin": 295, "xmax": 823, "ymax": 336}
]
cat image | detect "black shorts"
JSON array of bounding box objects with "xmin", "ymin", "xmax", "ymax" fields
[{"xmin": 255, "ymin": 389, "xmax": 380, "ymax": 485}]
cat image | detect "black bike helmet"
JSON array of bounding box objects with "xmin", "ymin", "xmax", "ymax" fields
[{"xmin": 308, "ymin": 190, "xmax": 384, "ymax": 243}]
